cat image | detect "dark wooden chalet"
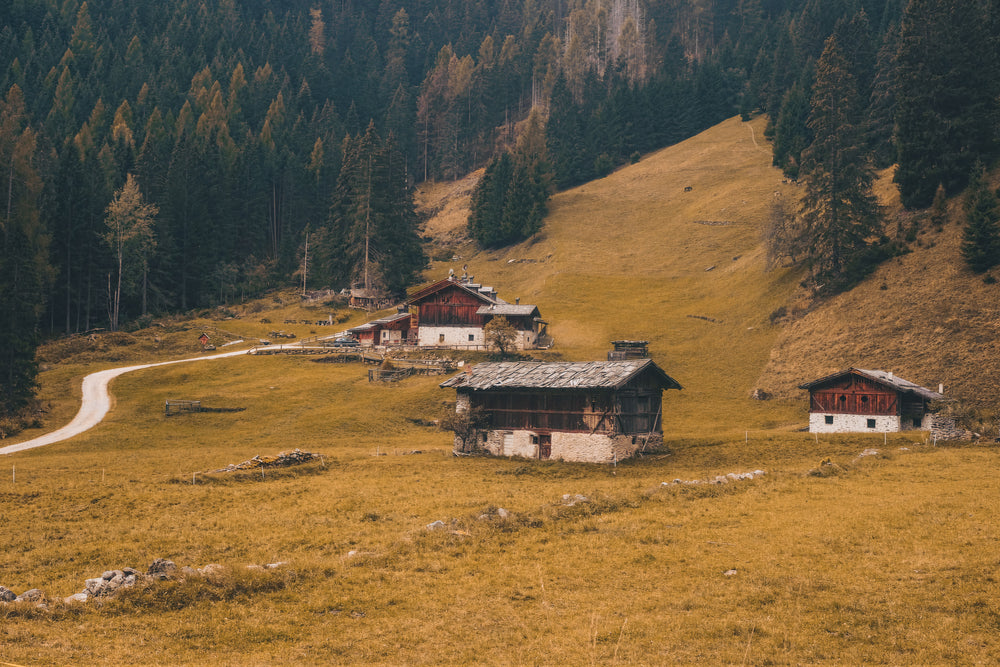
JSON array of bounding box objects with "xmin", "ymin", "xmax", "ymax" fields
[
  {"xmin": 406, "ymin": 277, "xmax": 496, "ymax": 328},
  {"xmin": 799, "ymin": 368, "xmax": 945, "ymax": 433},
  {"xmin": 440, "ymin": 359, "xmax": 682, "ymax": 463}
]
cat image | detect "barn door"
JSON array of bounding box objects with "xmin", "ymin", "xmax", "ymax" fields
[{"xmin": 538, "ymin": 434, "xmax": 551, "ymax": 460}]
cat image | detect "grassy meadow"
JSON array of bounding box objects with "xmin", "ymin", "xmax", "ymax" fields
[{"xmin": 3, "ymin": 116, "xmax": 1000, "ymax": 664}]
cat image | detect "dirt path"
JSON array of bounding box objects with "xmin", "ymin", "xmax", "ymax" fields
[{"xmin": 0, "ymin": 349, "xmax": 248, "ymax": 457}]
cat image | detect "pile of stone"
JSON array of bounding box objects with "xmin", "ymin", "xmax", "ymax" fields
[
  {"xmin": 663, "ymin": 470, "xmax": 766, "ymax": 486},
  {"xmin": 206, "ymin": 448, "xmax": 321, "ymax": 474},
  {"xmin": 0, "ymin": 558, "xmax": 288, "ymax": 610}
]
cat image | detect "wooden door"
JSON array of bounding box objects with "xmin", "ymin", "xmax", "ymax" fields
[{"xmin": 538, "ymin": 433, "xmax": 551, "ymax": 460}]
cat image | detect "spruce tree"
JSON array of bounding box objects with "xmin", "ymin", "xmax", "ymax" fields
[
  {"xmin": 960, "ymin": 166, "xmax": 1000, "ymax": 273},
  {"xmin": 895, "ymin": 0, "xmax": 1000, "ymax": 208},
  {"xmin": 0, "ymin": 85, "xmax": 51, "ymax": 417},
  {"xmin": 468, "ymin": 151, "xmax": 513, "ymax": 248},
  {"xmin": 798, "ymin": 35, "xmax": 882, "ymax": 287}
]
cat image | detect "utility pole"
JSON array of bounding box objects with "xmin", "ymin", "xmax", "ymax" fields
[{"xmin": 301, "ymin": 231, "xmax": 309, "ymax": 296}]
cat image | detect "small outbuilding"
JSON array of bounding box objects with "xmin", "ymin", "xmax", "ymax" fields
[
  {"xmin": 440, "ymin": 359, "xmax": 682, "ymax": 463},
  {"xmin": 346, "ymin": 310, "xmax": 413, "ymax": 347},
  {"xmin": 799, "ymin": 368, "xmax": 946, "ymax": 434}
]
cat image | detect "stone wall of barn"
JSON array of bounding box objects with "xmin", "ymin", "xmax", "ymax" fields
[
  {"xmin": 809, "ymin": 413, "xmax": 904, "ymax": 433},
  {"xmin": 418, "ymin": 325, "xmax": 485, "ymax": 348},
  {"xmin": 418, "ymin": 325, "xmax": 538, "ymax": 350},
  {"xmin": 458, "ymin": 428, "xmax": 662, "ymax": 463}
]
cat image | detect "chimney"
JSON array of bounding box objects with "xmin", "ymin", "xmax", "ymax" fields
[
  {"xmin": 515, "ymin": 297, "xmax": 520, "ymax": 305},
  {"xmin": 939, "ymin": 383, "xmax": 944, "ymax": 394}
]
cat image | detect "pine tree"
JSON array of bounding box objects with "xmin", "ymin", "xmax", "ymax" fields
[
  {"xmin": 960, "ymin": 166, "xmax": 1000, "ymax": 273},
  {"xmin": 0, "ymin": 85, "xmax": 51, "ymax": 416},
  {"xmin": 324, "ymin": 122, "xmax": 424, "ymax": 297},
  {"xmin": 895, "ymin": 0, "xmax": 1000, "ymax": 208},
  {"xmin": 468, "ymin": 151, "xmax": 513, "ymax": 248},
  {"xmin": 798, "ymin": 35, "xmax": 883, "ymax": 287}
]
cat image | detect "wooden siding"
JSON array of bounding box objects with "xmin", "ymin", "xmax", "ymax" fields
[
  {"xmin": 414, "ymin": 285, "xmax": 488, "ymax": 327},
  {"xmin": 808, "ymin": 375, "xmax": 899, "ymax": 415},
  {"xmin": 470, "ymin": 387, "xmax": 662, "ymax": 435}
]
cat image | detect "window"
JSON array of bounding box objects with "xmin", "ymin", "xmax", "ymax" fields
[
  {"xmin": 825, "ymin": 415, "xmax": 834, "ymax": 425},
  {"xmin": 860, "ymin": 395, "xmax": 869, "ymax": 405},
  {"xmin": 867, "ymin": 418, "xmax": 876, "ymax": 429},
  {"xmin": 481, "ymin": 432, "xmax": 488, "ymax": 442},
  {"xmin": 469, "ymin": 334, "xmax": 475, "ymax": 342},
  {"xmin": 439, "ymin": 333, "xmax": 445, "ymax": 344}
]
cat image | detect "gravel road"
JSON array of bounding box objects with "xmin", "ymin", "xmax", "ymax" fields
[{"xmin": 0, "ymin": 349, "xmax": 248, "ymax": 456}]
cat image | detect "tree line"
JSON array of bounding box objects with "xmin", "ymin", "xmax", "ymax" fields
[{"xmin": 4, "ymin": 0, "xmax": 1000, "ymax": 419}]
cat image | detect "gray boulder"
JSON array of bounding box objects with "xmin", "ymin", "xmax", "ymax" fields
[
  {"xmin": 15, "ymin": 588, "xmax": 44, "ymax": 603},
  {"xmin": 147, "ymin": 558, "xmax": 178, "ymax": 580}
]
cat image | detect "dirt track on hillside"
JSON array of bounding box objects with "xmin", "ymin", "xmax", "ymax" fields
[{"xmin": 0, "ymin": 349, "xmax": 247, "ymax": 456}]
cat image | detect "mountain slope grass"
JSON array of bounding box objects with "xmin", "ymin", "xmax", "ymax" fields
[
  {"xmin": 425, "ymin": 116, "xmax": 805, "ymax": 435},
  {"xmin": 3, "ymin": 117, "xmax": 1000, "ymax": 664}
]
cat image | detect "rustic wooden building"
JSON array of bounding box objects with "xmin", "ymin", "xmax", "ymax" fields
[
  {"xmin": 406, "ymin": 274, "xmax": 545, "ymax": 350},
  {"xmin": 440, "ymin": 359, "xmax": 682, "ymax": 463},
  {"xmin": 347, "ymin": 311, "xmax": 412, "ymax": 347},
  {"xmin": 348, "ymin": 286, "xmax": 393, "ymax": 311},
  {"xmin": 607, "ymin": 340, "xmax": 649, "ymax": 360},
  {"xmin": 799, "ymin": 368, "xmax": 945, "ymax": 434}
]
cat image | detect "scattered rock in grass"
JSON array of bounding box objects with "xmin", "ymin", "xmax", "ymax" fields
[
  {"xmin": 858, "ymin": 448, "xmax": 879, "ymax": 458},
  {"xmin": 15, "ymin": 589, "xmax": 44, "ymax": 603},
  {"xmin": 5, "ymin": 557, "xmax": 291, "ymax": 611},
  {"xmin": 723, "ymin": 569, "xmax": 738, "ymax": 577},
  {"xmin": 147, "ymin": 558, "xmax": 177, "ymax": 580},
  {"xmin": 562, "ymin": 494, "xmax": 589, "ymax": 506},
  {"xmin": 205, "ymin": 449, "xmax": 322, "ymax": 474},
  {"xmin": 426, "ymin": 520, "xmax": 446, "ymax": 530},
  {"xmin": 750, "ymin": 388, "xmax": 771, "ymax": 400},
  {"xmin": 663, "ymin": 470, "xmax": 765, "ymax": 486},
  {"xmin": 496, "ymin": 507, "xmax": 509, "ymax": 519}
]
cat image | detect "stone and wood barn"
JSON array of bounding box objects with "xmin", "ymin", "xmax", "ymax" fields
[
  {"xmin": 799, "ymin": 368, "xmax": 946, "ymax": 434},
  {"xmin": 406, "ymin": 274, "xmax": 546, "ymax": 350},
  {"xmin": 440, "ymin": 359, "xmax": 682, "ymax": 463}
]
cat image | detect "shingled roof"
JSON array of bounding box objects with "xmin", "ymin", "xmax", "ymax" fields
[
  {"xmin": 799, "ymin": 368, "xmax": 945, "ymax": 402},
  {"xmin": 440, "ymin": 359, "xmax": 682, "ymax": 391},
  {"xmin": 476, "ymin": 304, "xmax": 540, "ymax": 317}
]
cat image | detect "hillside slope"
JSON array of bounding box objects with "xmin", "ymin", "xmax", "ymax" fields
[
  {"xmin": 420, "ymin": 116, "xmax": 805, "ymax": 434},
  {"xmin": 418, "ymin": 115, "xmax": 1000, "ymax": 431},
  {"xmin": 757, "ymin": 174, "xmax": 1000, "ymax": 409}
]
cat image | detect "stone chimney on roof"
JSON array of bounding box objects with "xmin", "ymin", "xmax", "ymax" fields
[{"xmin": 515, "ymin": 297, "xmax": 520, "ymax": 304}]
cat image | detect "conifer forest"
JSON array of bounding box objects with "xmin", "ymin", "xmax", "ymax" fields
[{"xmin": 2, "ymin": 0, "xmax": 1000, "ymax": 413}]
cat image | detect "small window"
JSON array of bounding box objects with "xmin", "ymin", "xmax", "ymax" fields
[
  {"xmin": 531, "ymin": 435, "xmax": 539, "ymax": 444},
  {"xmin": 825, "ymin": 415, "xmax": 834, "ymax": 425},
  {"xmin": 860, "ymin": 395, "xmax": 869, "ymax": 404},
  {"xmin": 481, "ymin": 432, "xmax": 488, "ymax": 442},
  {"xmin": 839, "ymin": 395, "xmax": 847, "ymax": 403},
  {"xmin": 867, "ymin": 418, "xmax": 876, "ymax": 429},
  {"xmin": 438, "ymin": 333, "xmax": 445, "ymax": 343},
  {"xmin": 468, "ymin": 334, "xmax": 475, "ymax": 342}
]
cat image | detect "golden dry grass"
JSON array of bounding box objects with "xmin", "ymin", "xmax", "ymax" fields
[{"xmin": 4, "ymin": 117, "xmax": 1000, "ymax": 665}]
